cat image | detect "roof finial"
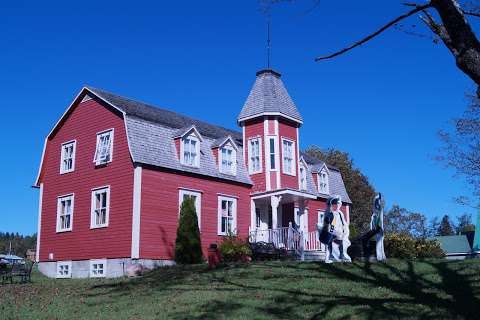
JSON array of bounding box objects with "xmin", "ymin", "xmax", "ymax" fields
[{"xmin": 267, "ymin": 16, "xmax": 271, "ymax": 69}]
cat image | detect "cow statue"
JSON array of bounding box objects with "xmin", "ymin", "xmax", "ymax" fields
[
  {"xmin": 318, "ymin": 195, "xmax": 351, "ymax": 263},
  {"xmin": 370, "ymin": 193, "xmax": 386, "ymax": 261}
]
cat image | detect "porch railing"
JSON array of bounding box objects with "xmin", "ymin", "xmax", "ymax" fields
[{"xmin": 302, "ymin": 230, "xmax": 325, "ymax": 252}]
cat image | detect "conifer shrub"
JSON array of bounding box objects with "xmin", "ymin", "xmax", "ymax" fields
[{"xmin": 175, "ymin": 197, "xmax": 203, "ymax": 264}]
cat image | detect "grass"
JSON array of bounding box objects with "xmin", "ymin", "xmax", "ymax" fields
[{"xmin": 1, "ymin": 259, "xmax": 480, "ymax": 319}]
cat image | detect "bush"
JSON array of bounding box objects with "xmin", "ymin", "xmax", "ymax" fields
[
  {"xmin": 175, "ymin": 197, "xmax": 203, "ymax": 264},
  {"xmin": 218, "ymin": 234, "xmax": 252, "ymax": 263},
  {"xmin": 384, "ymin": 233, "xmax": 445, "ymax": 259}
]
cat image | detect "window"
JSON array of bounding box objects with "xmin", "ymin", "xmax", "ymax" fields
[
  {"xmin": 220, "ymin": 145, "xmax": 236, "ymax": 175},
  {"xmin": 179, "ymin": 189, "xmax": 201, "ymax": 229},
  {"xmin": 248, "ymin": 137, "xmax": 262, "ymax": 174},
  {"xmin": 269, "ymin": 137, "xmax": 276, "ymax": 170},
  {"xmin": 318, "ymin": 210, "xmax": 325, "ymax": 228},
  {"xmin": 60, "ymin": 141, "xmax": 76, "ymax": 174},
  {"xmin": 255, "ymin": 208, "xmax": 261, "ymax": 228},
  {"xmin": 56, "ymin": 261, "xmax": 72, "ymax": 278},
  {"xmin": 91, "ymin": 187, "xmax": 110, "ymax": 228},
  {"xmin": 318, "ymin": 169, "xmax": 329, "ymax": 194},
  {"xmin": 56, "ymin": 194, "xmax": 74, "ymax": 232},
  {"xmin": 181, "ymin": 135, "xmax": 200, "ymax": 167},
  {"xmin": 218, "ymin": 196, "xmax": 237, "ymax": 235},
  {"xmin": 94, "ymin": 129, "xmax": 113, "ymax": 166},
  {"xmin": 90, "ymin": 259, "xmax": 106, "ymax": 278},
  {"xmin": 282, "ymin": 139, "xmax": 296, "ymax": 175},
  {"xmin": 299, "ymin": 164, "xmax": 307, "ymax": 190}
]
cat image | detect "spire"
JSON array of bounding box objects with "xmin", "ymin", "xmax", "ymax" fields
[{"xmin": 238, "ymin": 70, "xmax": 303, "ymax": 124}]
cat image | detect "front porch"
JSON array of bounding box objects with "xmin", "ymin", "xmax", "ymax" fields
[{"xmin": 248, "ymin": 189, "xmax": 326, "ymax": 260}]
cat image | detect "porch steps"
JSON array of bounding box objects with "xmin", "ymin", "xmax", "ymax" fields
[{"xmin": 302, "ymin": 250, "xmax": 325, "ymax": 261}]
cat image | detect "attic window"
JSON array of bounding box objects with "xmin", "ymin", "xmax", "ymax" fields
[
  {"xmin": 181, "ymin": 134, "xmax": 200, "ymax": 167},
  {"xmin": 318, "ymin": 169, "xmax": 329, "ymax": 194},
  {"xmin": 94, "ymin": 129, "xmax": 113, "ymax": 166},
  {"xmin": 220, "ymin": 144, "xmax": 236, "ymax": 175}
]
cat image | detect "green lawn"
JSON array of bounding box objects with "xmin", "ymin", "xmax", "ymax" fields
[{"xmin": 1, "ymin": 259, "xmax": 480, "ymax": 319}]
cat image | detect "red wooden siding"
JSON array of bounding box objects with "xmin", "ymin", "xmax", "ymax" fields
[
  {"xmin": 212, "ymin": 147, "xmax": 219, "ymax": 168},
  {"xmin": 39, "ymin": 98, "xmax": 134, "ymax": 262},
  {"xmin": 243, "ymin": 118, "xmax": 266, "ymax": 192},
  {"xmin": 174, "ymin": 138, "xmax": 181, "ymax": 159},
  {"xmin": 278, "ymin": 119, "xmax": 299, "ymax": 189},
  {"xmin": 140, "ymin": 168, "xmax": 252, "ymax": 259}
]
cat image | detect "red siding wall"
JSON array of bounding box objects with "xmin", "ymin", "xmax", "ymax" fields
[
  {"xmin": 278, "ymin": 119, "xmax": 299, "ymax": 189},
  {"xmin": 244, "ymin": 118, "xmax": 266, "ymax": 192},
  {"xmin": 39, "ymin": 98, "xmax": 134, "ymax": 262},
  {"xmin": 140, "ymin": 168, "xmax": 252, "ymax": 259}
]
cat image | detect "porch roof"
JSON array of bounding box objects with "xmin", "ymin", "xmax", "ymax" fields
[{"xmin": 250, "ymin": 188, "xmax": 317, "ymax": 201}]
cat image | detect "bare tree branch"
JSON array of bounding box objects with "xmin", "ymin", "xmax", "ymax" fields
[{"xmin": 315, "ymin": 3, "xmax": 431, "ymax": 61}]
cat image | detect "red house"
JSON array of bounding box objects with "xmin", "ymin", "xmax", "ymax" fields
[{"xmin": 34, "ymin": 69, "xmax": 351, "ymax": 278}]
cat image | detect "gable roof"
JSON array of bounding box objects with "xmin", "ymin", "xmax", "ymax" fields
[
  {"xmin": 434, "ymin": 235, "xmax": 472, "ymax": 254},
  {"xmin": 238, "ymin": 69, "xmax": 303, "ymax": 124}
]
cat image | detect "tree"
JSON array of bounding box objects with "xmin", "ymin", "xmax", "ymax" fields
[
  {"xmin": 175, "ymin": 197, "xmax": 203, "ymax": 264},
  {"xmin": 437, "ymin": 97, "xmax": 480, "ymax": 201},
  {"xmin": 427, "ymin": 216, "xmax": 441, "ymax": 237},
  {"xmin": 314, "ymin": 1, "xmax": 480, "ymax": 95},
  {"xmin": 384, "ymin": 205, "xmax": 428, "ymax": 238},
  {"xmin": 305, "ymin": 146, "xmax": 376, "ymax": 232},
  {"xmin": 0, "ymin": 232, "xmax": 36, "ymax": 257},
  {"xmin": 438, "ymin": 214, "xmax": 456, "ymax": 235},
  {"xmin": 456, "ymin": 212, "xmax": 476, "ymax": 233}
]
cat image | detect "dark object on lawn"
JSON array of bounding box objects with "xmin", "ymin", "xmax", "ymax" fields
[
  {"xmin": 208, "ymin": 243, "xmax": 221, "ymax": 269},
  {"xmin": 1, "ymin": 262, "xmax": 34, "ymax": 284},
  {"xmin": 249, "ymin": 241, "xmax": 288, "ymax": 261},
  {"xmin": 348, "ymin": 228, "xmax": 381, "ymax": 261}
]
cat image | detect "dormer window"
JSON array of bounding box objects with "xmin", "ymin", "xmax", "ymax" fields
[
  {"xmin": 181, "ymin": 135, "xmax": 200, "ymax": 167},
  {"xmin": 94, "ymin": 129, "xmax": 113, "ymax": 166},
  {"xmin": 318, "ymin": 168, "xmax": 329, "ymax": 194},
  {"xmin": 220, "ymin": 145, "xmax": 236, "ymax": 175},
  {"xmin": 299, "ymin": 164, "xmax": 307, "ymax": 190}
]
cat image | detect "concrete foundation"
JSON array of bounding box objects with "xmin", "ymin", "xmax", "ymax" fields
[{"xmin": 38, "ymin": 258, "xmax": 175, "ymax": 279}]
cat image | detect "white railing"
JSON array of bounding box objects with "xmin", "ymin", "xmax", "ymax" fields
[{"xmin": 303, "ymin": 230, "xmax": 325, "ymax": 252}]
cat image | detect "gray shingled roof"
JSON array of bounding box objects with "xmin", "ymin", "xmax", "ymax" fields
[
  {"xmin": 238, "ymin": 69, "xmax": 303, "ymax": 123},
  {"xmin": 85, "ymin": 86, "xmax": 349, "ymax": 201}
]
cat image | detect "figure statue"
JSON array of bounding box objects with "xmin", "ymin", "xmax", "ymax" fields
[
  {"xmin": 370, "ymin": 193, "xmax": 386, "ymax": 261},
  {"xmin": 318, "ymin": 195, "xmax": 351, "ymax": 263}
]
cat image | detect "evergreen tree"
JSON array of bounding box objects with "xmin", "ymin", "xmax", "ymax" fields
[
  {"xmin": 456, "ymin": 213, "xmax": 476, "ymax": 233},
  {"xmin": 175, "ymin": 197, "xmax": 203, "ymax": 264},
  {"xmin": 438, "ymin": 215, "xmax": 455, "ymax": 236}
]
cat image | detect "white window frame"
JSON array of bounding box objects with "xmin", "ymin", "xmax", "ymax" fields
[
  {"xmin": 94, "ymin": 129, "xmax": 114, "ymax": 166},
  {"xmin": 219, "ymin": 144, "xmax": 237, "ymax": 175},
  {"xmin": 268, "ymin": 136, "xmax": 277, "ymax": 171},
  {"xmin": 56, "ymin": 261, "xmax": 72, "ymax": 279},
  {"xmin": 318, "ymin": 210, "xmax": 325, "ymax": 228},
  {"xmin": 180, "ymin": 134, "xmax": 200, "ymax": 167},
  {"xmin": 89, "ymin": 259, "xmax": 107, "ymax": 278},
  {"xmin": 281, "ymin": 138, "xmax": 296, "ymax": 176},
  {"xmin": 179, "ymin": 189, "xmax": 201, "ymax": 229},
  {"xmin": 299, "ymin": 164, "xmax": 307, "ymax": 190},
  {"xmin": 60, "ymin": 140, "xmax": 76, "ymax": 174},
  {"xmin": 56, "ymin": 194, "xmax": 74, "ymax": 233},
  {"xmin": 248, "ymin": 137, "xmax": 262, "ymax": 174},
  {"xmin": 217, "ymin": 196, "xmax": 237, "ymax": 236},
  {"xmin": 318, "ymin": 169, "xmax": 329, "ymax": 194},
  {"xmin": 90, "ymin": 186, "xmax": 110, "ymax": 229}
]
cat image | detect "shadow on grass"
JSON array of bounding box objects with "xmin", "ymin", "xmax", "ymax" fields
[{"xmin": 86, "ymin": 259, "xmax": 480, "ymax": 319}]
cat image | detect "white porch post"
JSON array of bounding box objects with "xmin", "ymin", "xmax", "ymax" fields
[
  {"xmin": 270, "ymin": 195, "xmax": 282, "ymax": 229},
  {"xmin": 250, "ymin": 199, "xmax": 256, "ymax": 233}
]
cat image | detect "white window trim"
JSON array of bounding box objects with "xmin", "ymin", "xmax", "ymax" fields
[
  {"xmin": 90, "ymin": 186, "xmax": 110, "ymax": 229},
  {"xmin": 178, "ymin": 189, "xmax": 201, "ymax": 230},
  {"xmin": 93, "ymin": 128, "xmax": 114, "ymax": 166},
  {"xmin": 180, "ymin": 134, "xmax": 201, "ymax": 168},
  {"xmin": 217, "ymin": 196, "xmax": 237, "ymax": 236},
  {"xmin": 267, "ymin": 136, "xmax": 278, "ymax": 171},
  {"xmin": 56, "ymin": 194, "xmax": 74, "ymax": 233},
  {"xmin": 56, "ymin": 261, "xmax": 72, "ymax": 279},
  {"xmin": 317, "ymin": 210, "xmax": 325, "ymax": 228},
  {"xmin": 299, "ymin": 164, "xmax": 307, "ymax": 190},
  {"xmin": 89, "ymin": 259, "xmax": 107, "ymax": 278},
  {"xmin": 59, "ymin": 140, "xmax": 76, "ymax": 174},
  {"xmin": 248, "ymin": 136, "xmax": 263, "ymax": 174},
  {"xmin": 318, "ymin": 169, "xmax": 330, "ymax": 194},
  {"xmin": 219, "ymin": 144, "xmax": 237, "ymax": 176},
  {"xmin": 281, "ymin": 137, "xmax": 296, "ymax": 176}
]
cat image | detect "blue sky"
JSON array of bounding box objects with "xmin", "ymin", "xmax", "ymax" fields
[{"xmin": 1, "ymin": 1, "xmax": 477, "ymax": 235}]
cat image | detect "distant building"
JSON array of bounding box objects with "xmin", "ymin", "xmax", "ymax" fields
[{"xmin": 434, "ymin": 235, "xmax": 473, "ymax": 260}]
